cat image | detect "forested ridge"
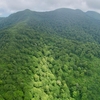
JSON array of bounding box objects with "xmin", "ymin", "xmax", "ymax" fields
[{"xmin": 0, "ymin": 8, "xmax": 100, "ymax": 100}]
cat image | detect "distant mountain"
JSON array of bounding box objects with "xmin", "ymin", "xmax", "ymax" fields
[
  {"xmin": 0, "ymin": 17, "xmax": 5, "ymax": 23},
  {"xmin": 86, "ymin": 11, "xmax": 100, "ymax": 20},
  {"xmin": 0, "ymin": 8, "xmax": 100, "ymax": 42},
  {"xmin": 0, "ymin": 8, "xmax": 100, "ymax": 100},
  {"xmin": 0, "ymin": 9, "xmax": 34, "ymax": 29}
]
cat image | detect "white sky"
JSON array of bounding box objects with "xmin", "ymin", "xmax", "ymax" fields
[{"xmin": 0, "ymin": 0, "xmax": 100, "ymax": 17}]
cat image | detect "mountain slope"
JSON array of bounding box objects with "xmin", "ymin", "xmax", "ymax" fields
[
  {"xmin": 0, "ymin": 8, "xmax": 100, "ymax": 100},
  {"xmin": 86, "ymin": 11, "xmax": 100, "ymax": 20},
  {"xmin": 0, "ymin": 8, "xmax": 100, "ymax": 43}
]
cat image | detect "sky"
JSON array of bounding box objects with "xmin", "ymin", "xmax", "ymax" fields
[{"xmin": 0, "ymin": 0, "xmax": 100, "ymax": 17}]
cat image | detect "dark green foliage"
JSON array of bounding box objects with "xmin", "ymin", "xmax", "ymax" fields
[{"xmin": 0, "ymin": 8, "xmax": 100, "ymax": 100}]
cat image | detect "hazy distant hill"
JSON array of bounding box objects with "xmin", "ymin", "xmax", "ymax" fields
[
  {"xmin": 86, "ymin": 11, "xmax": 100, "ymax": 20},
  {"xmin": 0, "ymin": 8, "xmax": 100, "ymax": 100}
]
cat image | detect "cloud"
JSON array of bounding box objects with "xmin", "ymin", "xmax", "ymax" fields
[
  {"xmin": 85, "ymin": 0, "xmax": 100, "ymax": 9},
  {"xmin": 3, "ymin": 0, "xmax": 87, "ymax": 11},
  {"xmin": 0, "ymin": 0, "xmax": 100, "ymax": 17}
]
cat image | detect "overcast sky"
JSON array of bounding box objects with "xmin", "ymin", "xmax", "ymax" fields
[{"xmin": 0, "ymin": 0, "xmax": 100, "ymax": 17}]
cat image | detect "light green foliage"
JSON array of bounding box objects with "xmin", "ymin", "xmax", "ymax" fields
[{"xmin": 34, "ymin": 74, "xmax": 39, "ymax": 81}]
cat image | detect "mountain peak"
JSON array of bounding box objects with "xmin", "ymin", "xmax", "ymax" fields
[
  {"xmin": 23, "ymin": 9, "xmax": 32, "ymax": 12},
  {"xmin": 54, "ymin": 8, "xmax": 74, "ymax": 12}
]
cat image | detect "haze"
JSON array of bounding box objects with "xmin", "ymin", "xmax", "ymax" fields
[{"xmin": 0, "ymin": 0, "xmax": 100, "ymax": 17}]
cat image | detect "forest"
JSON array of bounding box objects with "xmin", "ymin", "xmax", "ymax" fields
[{"xmin": 0, "ymin": 8, "xmax": 100, "ymax": 100}]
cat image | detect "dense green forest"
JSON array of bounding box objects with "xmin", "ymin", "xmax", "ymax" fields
[{"xmin": 0, "ymin": 8, "xmax": 100, "ymax": 100}]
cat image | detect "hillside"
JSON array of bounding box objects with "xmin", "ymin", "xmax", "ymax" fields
[
  {"xmin": 0, "ymin": 8, "xmax": 100, "ymax": 100},
  {"xmin": 86, "ymin": 11, "xmax": 100, "ymax": 20}
]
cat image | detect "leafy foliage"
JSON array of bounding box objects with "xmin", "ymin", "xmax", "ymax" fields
[{"xmin": 0, "ymin": 8, "xmax": 100, "ymax": 100}]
